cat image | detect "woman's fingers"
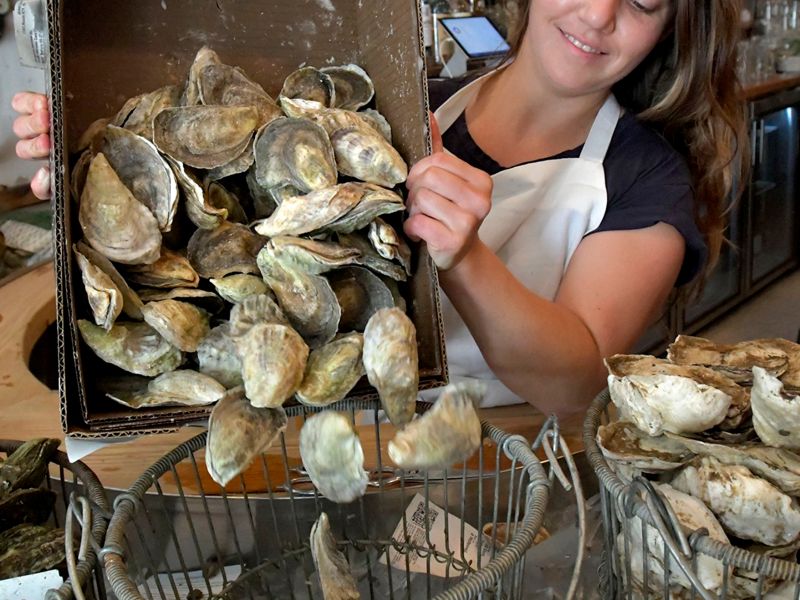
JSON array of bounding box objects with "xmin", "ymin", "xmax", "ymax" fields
[
  {"xmin": 11, "ymin": 92, "xmax": 48, "ymax": 115},
  {"xmin": 15, "ymin": 133, "xmax": 50, "ymax": 160},
  {"xmin": 30, "ymin": 166, "xmax": 51, "ymax": 200},
  {"xmin": 12, "ymin": 109, "xmax": 50, "ymax": 140},
  {"xmin": 429, "ymin": 112, "xmax": 444, "ymax": 154}
]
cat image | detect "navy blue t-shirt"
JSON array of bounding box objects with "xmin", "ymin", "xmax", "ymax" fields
[{"xmin": 427, "ymin": 77, "xmax": 707, "ymax": 285}]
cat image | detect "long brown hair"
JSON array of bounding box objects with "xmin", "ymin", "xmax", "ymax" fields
[{"xmin": 504, "ymin": 0, "xmax": 749, "ymax": 281}]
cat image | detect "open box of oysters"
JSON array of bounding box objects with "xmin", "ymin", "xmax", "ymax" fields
[
  {"xmin": 587, "ymin": 335, "xmax": 800, "ymax": 598},
  {"xmin": 46, "ymin": 0, "xmax": 446, "ymax": 437}
]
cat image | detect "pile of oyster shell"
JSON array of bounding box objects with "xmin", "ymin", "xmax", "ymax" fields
[
  {"xmin": 599, "ymin": 335, "xmax": 800, "ymax": 599},
  {"xmin": 70, "ymin": 46, "xmax": 484, "ymax": 498}
]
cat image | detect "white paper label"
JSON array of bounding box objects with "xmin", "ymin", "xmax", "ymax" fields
[
  {"xmin": 382, "ymin": 493, "xmax": 494, "ymax": 577},
  {"xmin": 0, "ymin": 569, "xmax": 63, "ymax": 599},
  {"xmin": 13, "ymin": 0, "xmax": 48, "ymax": 69}
]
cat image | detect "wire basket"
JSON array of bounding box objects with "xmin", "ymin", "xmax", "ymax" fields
[
  {"xmin": 0, "ymin": 439, "xmax": 111, "ymax": 600},
  {"xmin": 101, "ymin": 400, "xmax": 552, "ymax": 600},
  {"xmin": 583, "ymin": 389, "xmax": 800, "ymax": 600}
]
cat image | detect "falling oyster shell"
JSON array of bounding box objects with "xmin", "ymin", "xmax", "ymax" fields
[
  {"xmin": 299, "ymin": 411, "xmax": 367, "ymax": 503},
  {"xmin": 141, "ymin": 299, "xmax": 210, "ymax": 353},
  {"xmin": 75, "ymin": 241, "xmax": 144, "ymax": 320},
  {"xmin": 125, "ymin": 247, "xmax": 199, "ymax": 289},
  {"xmin": 668, "ymin": 335, "xmax": 790, "ymax": 384},
  {"xmin": 197, "ymin": 323, "xmax": 243, "ymax": 389},
  {"xmin": 101, "ymin": 125, "xmax": 179, "ymax": 232},
  {"xmin": 310, "ymin": 512, "xmax": 360, "ymax": 600},
  {"xmin": 165, "ymin": 156, "xmax": 227, "ymax": 230},
  {"xmin": 113, "ymin": 84, "xmax": 182, "ymax": 141},
  {"xmin": 388, "ymin": 381, "xmax": 483, "ymax": 470},
  {"xmin": 321, "ymin": 64, "xmax": 374, "ymax": 111},
  {"xmin": 368, "ymin": 217, "xmax": 412, "ymax": 275},
  {"xmin": 79, "ymin": 153, "xmax": 162, "ymax": 265},
  {"xmin": 182, "ymin": 46, "xmax": 223, "ymax": 107},
  {"xmin": 621, "ymin": 483, "xmax": 729, "ymax": 595},
  {"xmin": 671, "ymin": 455, "xmax": 800, "ymax": 546},
  {"xmin": 336, "ymin": 232, "xmax": 407, "ymax": 282},
  {"xmin": 605, "ymin": 354, "xmax": 741, "ymax": 435},
  {"xmin": 210, "ymin": 274, "xmax": 270, "ymax": 304},
  {"xmin": 74, "ymin": 246, "xmax": 122, "ymax": 331},
  {"xmin": 264, "ymin": 236, "xmax": 361, "ymax": 275},
  {"xmin": 253, "ymin": 117, "xmax": 338, "ymax": 196},
  {"xmin": 107, "ymin": 369, "xmax": 225, "ymax": 409},
  {"xmin": 77, "ymin": 319, "xmax": 182, "ymax": 377},
  {"xmin": 206, "ymin": 387, "xmax": 288, "ymax": 487},
  {"xmin": 328, "ymin": 266, "xmax": 395, "ymax": 332},
  {"xmin": 187, "ymin": 221, "xmax": 266, "ymax": 279},
  {"xmin": 297, "ymin": 333, "xmax": 365, "ymax": 407},
  {"xmin": 253, "ymin": 183, "xmax": 363, "ymax": 238},
  {"xmin": 279, "ymin": 66, "xmax": 336, "ymax": 106},
  {"xmin": 198, "ymin": 63, "xmax": 283, "ymax": 128},
  {"xmin": 229, "ymin": 293, "xmax": 290, "ymax": 337},
  {"xmin": 235, "ymin": 323, "xmax": 308, "ymax": 408},
  {"xmin": 257, "ymin": 250, "xmax": 341, "ymax": 349},
  {"xmin": 153, "ymin": 105, "xmax": 259, "ymax": 170},
  {"xmin": 751, "ymin": 366, "xmax": 800, "ymax": 449},
  {"xmin": 363, "ymin": 308, "xmax": 418, "ymax": 427}
]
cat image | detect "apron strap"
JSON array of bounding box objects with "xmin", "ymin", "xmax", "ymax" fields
[{"xmin": 579, "ymin": 94, "xmax": 622, "ymax": 163}]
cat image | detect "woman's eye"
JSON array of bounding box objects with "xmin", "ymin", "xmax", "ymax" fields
[{"xmin": 630, "ymin": 0, "xmax": 655, "ymax": 12}]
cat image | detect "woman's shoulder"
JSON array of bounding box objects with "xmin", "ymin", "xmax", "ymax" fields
[{"xmin": 609, "ymin": 112, "xmax": 690, "ymax": 179}]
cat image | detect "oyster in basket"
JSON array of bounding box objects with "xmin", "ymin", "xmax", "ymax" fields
[
  {"xmin": 310, "ymin": 512, "xmax": 360, "ymax": 600},
  {"xmin": 0, "ymin": 438, "xmax": 59, "ymax": 498},
  {"xmin": 125, "ymin": 247, "xmax": 200, "ymax": 289},
  {"xmin": 670, "ymin": 455, "xmax": 800, "ymax": 546},
  {"xmin": 107, "ymin": 369, "xmax": 225, "ymax": 409},
  {"xmin": 235, "ymin": 323, "xmax": 308, "ymax": 408},
  {"xmin": 321, "ymin": 64, "xmax": 374, "ymax": 111},
  {"xmin": 79, "ymin": 153, "xmax": 162, "ymax": 265},
  {"xmin": 113, "ymin": 84, "xmax": 182, "ymax": 141},
  {"xmin": 0, "ymin": 524, "xmax": 66, "ymax": 580},
  {"xmin": 183, "ymin": 46, "xmax": 222, "ymax": 107},
  {"xmin": 605, "ymin": 354, "xmax": 744, "ymax": 435},
  {"xmin": 328, "ymin": 267, "xmax": 396, "ymax": 332},
  {"xmin": 165, "ymin": 156, "xmax": 227, "ymax": 230},
  {"xmin": 74, "ymin": 245, "xmax": 122, "ymax": 330},
  {"xmin": 197, "ymin": 323, "xmax": 243, "ymax": 389},
  {"xmin": 198, "ymin": 63, "xmax": 283, "ymax": 129},
  {"xmin": 206, "ymin": 387, "xmax": 288, "ymax": 487},
  {"xmin": 187, "ymin": 221, "xmax": 265, "ymax": 279},
  {"xmin": 368, "ymin": 217, "xmax": 412, "ymax": 276},
  {"xmin": 363, "ymin": 307, "xmax": 418, "ymax": 428},
  {"xmin": 264, "ymin": 236, "xmax": 361, "ymax": 275},
  {"xmin": 296, "ymin": 333, "xmax": 365, "ymax": 407},
  {"xmin": 299, "ymin": 411, "xmax": 368, "ymax": 504},
  {"xmin": 751, "ymin": 365, "xmax": 800, "ymax": 449},
  {"xmin": 141, "ymin": 299, "xmax": 210, "ymax": 353},
  {"xmin": 210, "ymin": 274, "xmax": 270, "ymax": 304},
  {"xmin": 228, "ymin": 293, "xmax": 289, "ymax": 336},
  {"xmin": 279, "ymin": 66, "xmax": 336, "ymax": 106},
  {"xmin": 388, "ymin": 382, "xmax": 484, "ymax": 470}
]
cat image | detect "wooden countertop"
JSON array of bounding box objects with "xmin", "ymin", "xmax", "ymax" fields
[
  {"xmin": 0, "ymin": 261, "xmax": 585, "ymax": 492},
  {"xmin": 743, "ymin": 72, "xmax": 800, "ymax": 100}
]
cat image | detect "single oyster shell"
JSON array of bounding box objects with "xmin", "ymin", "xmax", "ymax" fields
[
  {"xmin": 264, "ymin": 236, "xmax": 361, "ymax": 275},
  {"xmin": 101, "ymin": 125, "xmax": 179, "ymax": 232},
  {"xmin": 321, "ymin": 184, "xmax": 405, "ymax": 235},
  {"xmin": 668, "ymin": 335, "xmax": 791, "ymax": 384},
  {"xmin": 620, "ymin": 483, "xmax": 729, "ymax": 595},
  {"xmin": 107, "ymin": 369, "xmax": 225, "ymax": 409},
  {"xmin": 257, "ymin": 250, "xmax": 341, "ymax": 349},
  {"xmin": 183, "ymin": 46, "xmax": 222, "ymax": 107},
  {"xmin": 70, "ymin": 149, "xmax": 92, "ymax": 203},
  {"xmin": 388, "ymin": 381, "xmax": 483, "ymax": 469},
  {"xmin": 74, "ymin": 245, "xmax": 122, "ymax": 330},
  {"xmin": 206, "ymin": 387, "xmax": 288, "ymax": 486},
  {"xmin": 125, "ymin": 247, "xmax": 199, "ymax": 288},
  {"xmin": 187, "ymin": 221, "xmax": 266, "ymax": 279},
  {"xmin": 113, "ymin": 84, "xmax": 182, "ymax": 141},
  {"xmin": 75, "ymin": 241, "xmax": 144, "ymax": 320},
  {"xmin": 310, "ymin": 512, "xmax": 360, "ymax": 600},
  {"xmin": 210, "ymin": 274, "xmax": 270, "ymax": 304},
  {"xmin": 751, "ymin": 366, "xmax": 800, "ymax": 449},
  {"xmin": 279, "ymin": 66, "xmax": 335, "ymax": 106},
  {"xmin": 198, "ymin": 63, "xmax": 283, "ymax": 128},
  {"xmin": 297, "ymin": 333, "xmax": 364, "ymax": 407},
  {"xmin": 321, "ymin": 64, "xmax": 374, "ymax": 110},
  {"xmin": 368, "ymin": 217, "xmax": 412, "ymax": 275},
  {"xmin": 153, "ymin": 105, "xmax": 259, "ymax": 170},
  {"xmin": 596, "ymin": 420, "xmax": 695, "ymax": 482},
  {"xmin": 0, "ymin": 438, "xmax": 59, "ymax": 498},
  {"xmin": 75, "ymin": 117, "xmax": 109, "ymax": 154},
  {"xmin": 0, "ymin": 524, "xmax": 66, "ymax": 580},
  {"xmin": 205, "ymin": 180, "xmax": 248, "ymax": 224},
  {"xmin": 359, "ymin": 108, "xmax": 392, "ymax": 142},
  {"xmin": 79, "ymin": 153, "xmax": 162, "ymax": 265},
  {"xmin": 197, "ymin": 323, "xmax": 243, "ymax": 389},
  {"xmin": 328, "ymin": 266, "xmax": 395, "ymax": 331},
  {"xmin": 141, "ymin": 299, "xmax": 210, "ymax": 353},
  {"xmin": 165, "ymin": 156, "xmax": 226, "ymax": 230},
  {"xmin": 363, "ymin": 308, "xmax": 418, "ymax": 427},
  {"xmin": 605, "ymin": 354, "xmax": 739, "ymax": 435},
  {"xmin": 299, "ymin": 411, "xmax": 367, "ymax": 503},
  {"xmin": 252, "ymin": 117, "xmax": 337, "ymax": 196},
  {"xmin": 137, "ymin": 287, "xmax": 226, "ymax": 315},
  {"xmin": 235, "ymin": 323, "xmax": 309, "ymax": 408},
  {"xmin": 77, "ymin": 319, "xmax": 182, "ymax": 376},
  {"xmin": 336, "ymin": 232, "xmax": 407, "ymax": 281},
  {"xmin": 229, "ymin": 293, "xmax": 290, "ymax": 337},
  {"xmin": 671, "ymin": 455, "xmax": 800, "ymax": 546}
]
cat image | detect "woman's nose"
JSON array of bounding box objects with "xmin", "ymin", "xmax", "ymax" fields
[{"xmin": 579, "ymin": 0, "xmax": 618, "ymax": 33}]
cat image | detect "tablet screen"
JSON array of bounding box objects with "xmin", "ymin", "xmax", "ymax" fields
[{"xmin": 439, "ymin": 16, "xmax": 510, "ymax": 59}]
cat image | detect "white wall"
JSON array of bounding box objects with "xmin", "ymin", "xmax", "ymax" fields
[{"xmin": 0, "ymin": 12, "xmax": 45, "ymax": 187}]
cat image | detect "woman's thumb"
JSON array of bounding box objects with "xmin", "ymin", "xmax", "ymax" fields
[{"xmin": 429, "ymin": 112, "xmax": 443, "ymax": 154}]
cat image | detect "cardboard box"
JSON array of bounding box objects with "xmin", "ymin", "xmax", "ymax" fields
[{"xmin": 47, "ymin": 0, "xmax": 447, "ymax": 437}]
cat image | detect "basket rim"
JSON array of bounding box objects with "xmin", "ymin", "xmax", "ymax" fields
[
  {"xmin": 0, "ymin": 438, "xmax": 111, "ymax": 599},
  {"xmin": 582, "ymin": 388, "xmax": 800, "ymax": 583},
  {"xmin": 101, "ymin": 420, "xmax": 551, "ymax": 600}
]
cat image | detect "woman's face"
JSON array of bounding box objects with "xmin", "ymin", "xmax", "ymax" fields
[{"xmin": 523, "ymin": 0, "xmax": 673, "ymax": 97}]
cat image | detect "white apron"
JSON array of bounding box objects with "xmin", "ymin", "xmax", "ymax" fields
[{"xmin": 431, "ymin": 72, "xmax": 622, "ymax": 407}]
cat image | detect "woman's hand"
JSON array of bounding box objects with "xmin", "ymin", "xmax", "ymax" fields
[
  {"xmin": 403, "ymin": 114, "xmax": 492, "ymax": 271},
  {"xmin": 11, "ymin": 92, "xmax": 51, "ymax": 200}
]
